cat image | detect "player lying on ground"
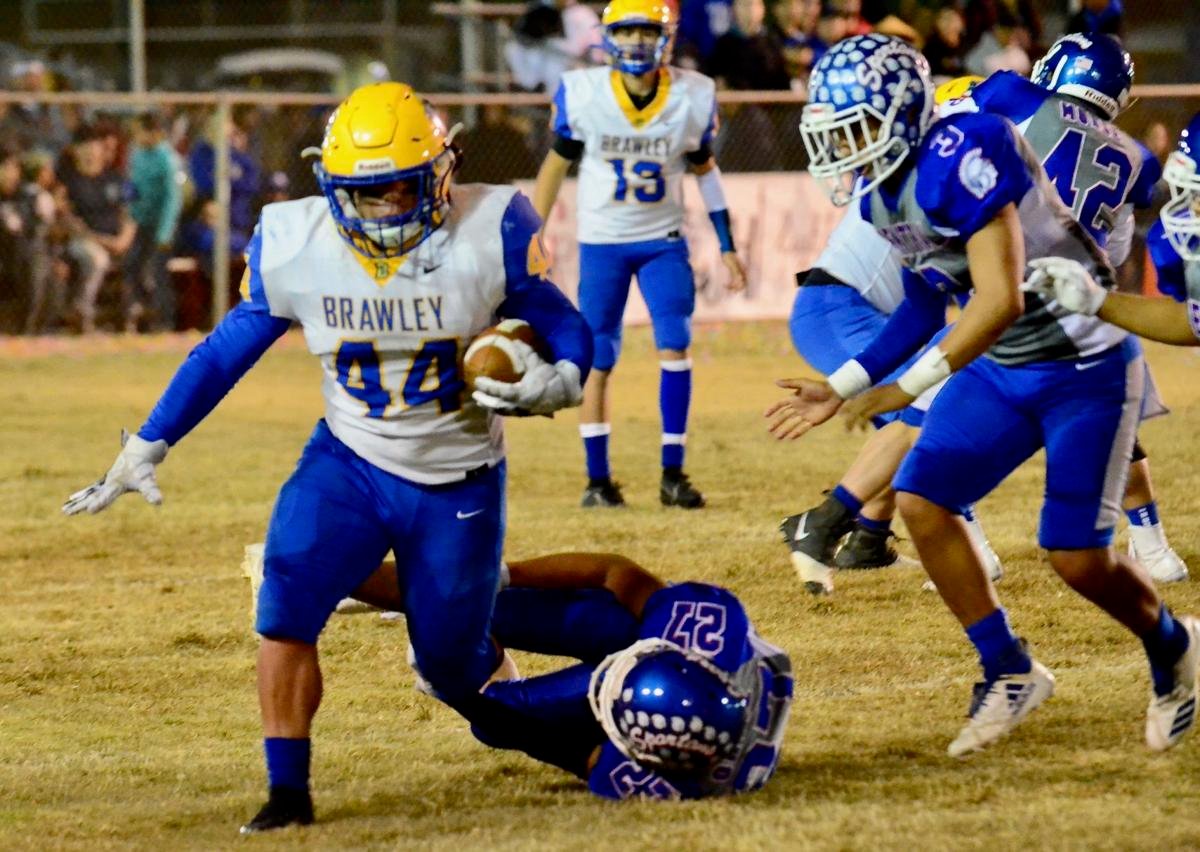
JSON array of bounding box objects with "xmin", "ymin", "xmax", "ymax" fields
[
  {"xmin": 534, "ymin": 0, "xmax": 746, "ymax": 510},
  {"xmin": 63, "ymin": 82, "xmax": 593, "ymax": 833},
  {"xmin": 345, "ymin": 551, "xmax": 792, "ymax": 799},
  {"xmin": 767, "ymin": 34, "xmax": 1199, "ymax": 757},
  {"xmin": 778, "ymin": 50, "xmax": 1187, "ymax": 592},
  {"xmin": 1027, "ymin": 110, "xmax": 1200, "ymax": 348}
]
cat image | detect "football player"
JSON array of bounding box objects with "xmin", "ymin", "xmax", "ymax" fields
[
  {"xmin": 533, "ymin": 0, "xmax": 746, "ymax": 510},
  {"xmin": 1026, "ymin": 111, "xmax": 1200, "ymax": 347},
  {"xmin": 768, "ymin": 34, "xmax": 1199, "ymax": 757},
  {"xmin": 779, "ymin": 42, "xmax": 1187, "ymax": 590},
  {"xmin": 349, "ymin": 551, "xmax": 792, "ymax": 800},
  {"xmin": 62, "ymin": 83, "xmax": 593, "ymax": 833}
]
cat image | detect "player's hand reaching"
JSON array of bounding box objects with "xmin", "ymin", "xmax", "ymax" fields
[
  {"xmin": 722, "ymin": 251, "xmax": 747, "ymax": 293},
  {"xmin": 473, "ymin": 342, "xmax": 583, "ymax": 417},
  {"xmin": 840, "ymin": 383, "xmax": 915, "ymax": 431},
  {"xmin": 62, "ymin": 430, "xmax": 169, "ymax": 515},
  {"xmin": 764, "ymin": 378, "xmax": 843, "ymax": 440},
  {"xmin": 1024, "ymin": 257, "xmax": 1107, "ymax": 316}
]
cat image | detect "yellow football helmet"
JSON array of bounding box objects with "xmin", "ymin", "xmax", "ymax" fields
[
  {"xmin": 601, "ymin": 0, "xmax": 675, "ymax": 75},
  {"xmin": 313, "ymin": 82, "xmax": 458, "ymax": 257},
  {"xmin": 934, "ymin": 75, "xmax": 984, "ymax": 107}
]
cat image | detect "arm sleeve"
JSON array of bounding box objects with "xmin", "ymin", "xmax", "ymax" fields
[
  {"xmin": 496, "ymin": 191, "xmax": 594, "ymax": 382},
  {"xmin": 917, "ymin": 114, "xmax": 1034, "ymax": 240},
  {"xmin": 1147, "ymin": 219, "xmax": 1188, "ymax": 301},
  {"xmin": 1107, "ymin": 203, "xmax": 1135, "ymax": 268},
  {"xmin": 1128, "ymin": 144, "xmax": 1164, "ymax": 210},
  {"xmin": 550, "ymin": 81, "xmax": 576, "ymax": 140},
  {"xmin": 853, "ymin": 269, "xmax": 950, "ymax": 383},
  {"xmin": 155, "ymin": 150, "xmax": 183, "ymax": 246},
  {"xmin": 551, "ymin": 133, "xmax": 585, "ymax": 161},
  {"xmin": 136, "ymin": 300, "xmax": 291, "ymax": 445}
]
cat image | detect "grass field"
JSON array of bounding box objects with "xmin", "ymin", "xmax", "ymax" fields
[{"xmin": 4, "ymin": 323, "xmax": 1200, "ymax": 850}]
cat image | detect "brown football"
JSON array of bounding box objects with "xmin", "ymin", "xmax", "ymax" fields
[{"xmin": 463, "ymin": 319, "xmax": 550, "ymax": 390}]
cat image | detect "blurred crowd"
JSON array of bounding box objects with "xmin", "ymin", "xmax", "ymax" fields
[{"xmin": 0, "ymin": 59, "xmax": 325, "ymax": 335}]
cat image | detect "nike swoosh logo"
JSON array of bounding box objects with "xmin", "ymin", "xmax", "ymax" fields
[
  {"xmin": 793, "ymin": 516, "xmax": 810, "ymax": 541},
  {"xmin": 422, "ymin": 264, "xmax": 441, "ymax": 274},
  {"xmin": 456, "ymin": 509, "xmax": 485, "ymax": 520},
  {"xmin": 1074, "ymin": 360, "xmax": 1104, "ymax": 371}
]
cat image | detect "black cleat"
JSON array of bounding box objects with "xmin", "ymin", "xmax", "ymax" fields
[
  {"xmin": 779, "ymin": 495, "xmax": 856, "ymax": 595},
  {"xmin": 660, "ymin": 471, "xmax": 705, "ymax": 509},
  {"xmin": 240, "ymin": 786, "xmax": 314, "ymax": 835},
  {"xmin": 581, "ymin": 478, "xmax": 626, "ymax": 508},
  {"xmin": 834, "ymin": 526, "xmax": 899, "ymax": 570}
]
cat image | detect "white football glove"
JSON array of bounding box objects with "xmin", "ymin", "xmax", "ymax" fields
[
  {"xmin": 1024, "ymin": 257, "xmax": 1108, "ymax": 316},
  {"xmin": 472, "ymin": 341, "xmax": 583, "ymax": 416},
  {"xmin": 62, "ymin": 430, "xmax": 169, "ymax": 516}
]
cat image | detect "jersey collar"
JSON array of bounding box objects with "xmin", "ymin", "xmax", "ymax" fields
[{"xmin": 609, "ymin": 68, "xmax": 671, "ymax": 130}]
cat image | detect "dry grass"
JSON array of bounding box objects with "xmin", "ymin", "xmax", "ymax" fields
[{"xmin": 4, "ymin": 323, "xmax": 1200, "ymax": 850}]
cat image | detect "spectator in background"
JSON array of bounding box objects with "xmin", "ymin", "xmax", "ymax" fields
[
  {"xmin": 0, "ymin": 61, "xmax": 69, "ymax": 153},
  {"xmin": 1066, "ymin": 0, "xmax": 1124, "ymax": 37},
  {"xmin": 963, "ymin": 0, "xmax": 1041, "ymax": 56},
  {"xmin": 504, "ymin": 0, "xmax": 601, "ymax": 93},
  {"xmin": 0, "ymin": 148, "xmax": 57, "ymax": 334},
  {"xmin": 925, "ymin": 6, "xmax": 968, "ymax": 80},
  {"xmin": 707, "ymin": 0, "xmax": 791, "ymax": 90},
  {"xmin": 126, "ymin": 113, "xmax": 182, "ymax": 333},
  {"xmin": 964, "ymin": 8, "xmax": 1032, "ymax": 76},
  {"xmin": 60, "ymin": 124, "xmax": 135, "ymax": 334},
  {"xmin": 677, "ymin": 0, "xmax": 733, "ymax": 65},
  {"xmin": 188, "ymin": 114, "xmax": 260, "ymax": 259},
  {"xmin": 457, "ymin": 104, "xmax": 540, "ymax": 184},
  {"xmin": 772, "ymin": 0, "xmax": 821, "ymax": 89}
]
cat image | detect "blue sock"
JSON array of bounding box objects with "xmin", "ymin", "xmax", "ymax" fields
[
  {"xmin": 660, "ymin": 360, "xmax": 691, "ymax": 470},
  {"xmin": 580, "ymin": 423, "xmax": 611, "ymax": 482},
  {"xmin": 831, "ymin": 484, "xmax": 863, "ymax": 516},
  {"xmin": 1126, "ymin": 501, "xmax": 1160, "ymax": 528},
  {"xmin": 858, "ymin": 515, "xmax": 891, "ymax": 534},
  {"xmin": 965, "ymin": 608, "xmax": 1030, "ymax": 681},
  {"xmin": 1143, "ymin": 604, "xmax": 1191, "ymax": 696},
  {"xmin": 264, "ymin": 737, "xmax": 310, "ymax": 792}
]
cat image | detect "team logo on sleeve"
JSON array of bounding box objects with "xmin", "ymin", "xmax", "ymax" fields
[
  {"xmin": 931, "ymin": 126, "xmax": 965, "ymax": 158},
  {"xmin": 958, "ymin": 148, "xmax": 999, "ymax": 200}
]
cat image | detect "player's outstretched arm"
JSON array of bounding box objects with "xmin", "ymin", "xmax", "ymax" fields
[
  {"xmin": 506, "ymin": 553, "xmax": 665, "ymax": 617},
  {"xmin": 1097, "ymin": 291, "xmax": 1200, "ymax": 345},
  {"xmin": 532, "ymin": 149, "xmax": 573, "ymax": 225},
  {"xmin": 62, "ymin": 301, "xmax": 291, "ymax": 515}
]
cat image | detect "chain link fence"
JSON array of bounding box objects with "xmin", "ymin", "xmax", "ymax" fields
[{"xmin": 0, "ymin": 86, "xmax": 1197, "ymax": 335}]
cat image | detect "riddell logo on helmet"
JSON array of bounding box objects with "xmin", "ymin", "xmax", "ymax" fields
[{"xmin": 354, "ymin": 158, "xmax": 399, "ymax": 175}]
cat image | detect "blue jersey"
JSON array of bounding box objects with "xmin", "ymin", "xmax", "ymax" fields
[
  {"xmin": 1147, "ymin": 219, "xmax": 1200, "ymax": 340},
  {"xmin": 587, "ymin": 583, "xmax": 793, "ymax": 800},
  {"xmin": 860, "ymin": 110, "xmax": 1126, "ymax": 366},
  {"xmin": 969, "ymin": 71, "xmax": 1161, "ymax": 264}
]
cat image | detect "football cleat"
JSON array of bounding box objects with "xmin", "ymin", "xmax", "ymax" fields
[
  {"xmin": 834, "ymin": 526, "xmax": 898, "ymax": 570},
  {"xmin": 779, "ymin": 499, "xmax": 856, "ymax": 596},
  {"xmin": 1146, "ymin": 615, "xmax": 1200, "ymax": 751},
  {"xmin": 581, "ymin": 479, "xmax": 626, "ymax": 508},
  {"xmin": 240, "ymin": 787, "xmax": 314, "ymax": 834},
  {"xmin": 948, "ymin": 658, "xmax": 1055, "ymax": 758},
  {"xmin": 1128, "ymin": 527, "xmax": 1189, "ymax": 584},
  {"xmin": 660, "ymin": 471, "xmax": 705, "ymax": 509}
]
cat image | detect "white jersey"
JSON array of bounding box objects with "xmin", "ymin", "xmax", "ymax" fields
[
  {"xmin": 816, "ymin": 203, "xmax": 905, "ymax": 314},
  {"xmin": 553, "ymin": 65, "xmax": 717, "ymax": 244},
  {"xmin": 252, "ymin": 185, "xmax": 522, "ymax": 484}
]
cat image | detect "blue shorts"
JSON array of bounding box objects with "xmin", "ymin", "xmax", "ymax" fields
[
  {"xmin": 257, "ymin": 420, "xmax": 505, "ymax": 702},
  {"xmin": 894, "ymin": 339, "xmax": 1144, "ymax": 550},
  {"xmin": 789, "ymin": 282, "xmax": 934, "ymax": 427},
  {"xmin": 578, "ymin": 238, "xmax": 694, "ymax": 370}
]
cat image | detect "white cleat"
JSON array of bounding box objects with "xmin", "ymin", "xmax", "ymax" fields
[
  {"xmin": 1146, "ymin": 615, "xmax": 1200, "ymax": 751},
  {"xmin": 1128, "ymin": 526, "xmax": 1188, "ymax": 584},
  {"xmin": 948, "ymin": 660, "xmax": 1055, "ymax": 758},
  {"xmin": 791, "ymin": 551, "xmax": 834, "ymax": 596}
]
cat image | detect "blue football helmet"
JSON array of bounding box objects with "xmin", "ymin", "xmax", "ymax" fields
[
  {"xmin": 1031, "ymin": 32, "xmax": 1133, "ymax": 121},
  {"xmin": 589, "ymin": 638, "xmax": 754, "ymax": 778},
  {"xmin": 1162, "ymin": 111, "xmax": 1200, "ymax": 262},
  {"xmin": 800, "ymin": 34, "xmax": 934, "ymax": 207}
]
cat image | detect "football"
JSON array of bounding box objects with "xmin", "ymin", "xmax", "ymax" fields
[{"xmin": 463, "ymin": 319, "xmax": 549, "ymax": 390}]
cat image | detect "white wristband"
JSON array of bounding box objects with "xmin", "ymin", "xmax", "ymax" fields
[
  {"xmin": 827, "ymin": 359, "xmax": 872, "ymax": 400},
  {"xmin": 695, "ymin": 164, "xmax": 728, "ymax": 213},
  {"xmin": 897, "ymin": 346, "xmax": 953, "ymax": 398}
]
